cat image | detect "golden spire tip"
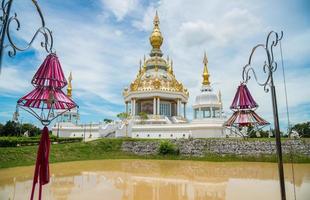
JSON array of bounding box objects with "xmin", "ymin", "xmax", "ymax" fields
[
  {"xmin": 202, "ymin": 52, "xmax": 210, "ymax": 85},
  {"xmin": 67, "ymin": 71, "xmax": 73, "ymax": 98}
]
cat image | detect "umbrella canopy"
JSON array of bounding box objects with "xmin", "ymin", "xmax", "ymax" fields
[
  {"xmin": 230, "ymin": 83, "xmax": 258, "ymax": 110},
  {"xmin": 31, "ymin": 53, "xmax": 67, "ymax": 88},
  {"xmin": 225, "ymin": 110, "xmax": 269, "ymax": 127},
  {"xmin": 17, "ymin": 53, "xmax": 77, "ymax": 124},
  {"xmin": 17, "ymin": 87, "xmax": 76, "ymax": 110}
]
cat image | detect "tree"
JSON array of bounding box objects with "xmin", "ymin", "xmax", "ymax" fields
[
  {"xmin": 0, "ymin": 123, "xmax": 3, "ymax": 135},
  {"xmin": 117, "ymin": 112, "xmax": 129, "ymax": 121},
  {"xmin": 21, "ymin": 123, "xmax": 41, "ymax": 137},
  {"xmin": 291, "ymin": 122, "xmax": 310, "ymax": 138},
  {"xmin": 1, "ymin": 121, "xmax": 18, "ymax": 136},
  {"xmin": 0, "ymin": 121, "xmax": 41, "ymax": 137},
  {"xmin": 103, "ymin": 118, "xmax": 113, "ymax": 123}
]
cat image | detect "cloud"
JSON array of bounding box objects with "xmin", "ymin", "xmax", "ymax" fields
[
  {"xmin": 101, "ymin": 0, "xmax": 140, "ymax": 21},
  {"xmin": 0, "ymin": 0, "xmax": 309, "ymax": 129},
  {"xmin": 0, "ymin": 67, "xmax": 30, "ymax": 93}
]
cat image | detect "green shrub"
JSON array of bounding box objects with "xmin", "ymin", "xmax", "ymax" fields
[
  {"xmin": 158, "ymin": 140, "xmax": 179, "ymax": 155},
  {"xmin": 0, "ymin": 136, "xmax": 82, "ymax": 147}
]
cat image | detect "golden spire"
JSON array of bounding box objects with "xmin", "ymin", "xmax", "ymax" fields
[
  {"xmin": 67, "ymin": 71, "xmax": 72, "ymax": 98},
  {"xmin": 202, "ymin": 52, "xmax": 210, "ymax": 85},
  {"xmin": 168, "ymin": 59, "xmax": 174, "ymax": 75},
  {"xmin": 149, "ymin": 11, "xmax": 163, "ymax": 56}
]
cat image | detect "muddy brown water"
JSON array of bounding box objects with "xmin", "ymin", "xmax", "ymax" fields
[{"xmin": 0, "ymin": 159, "xmax": 309, "ymax": 200}]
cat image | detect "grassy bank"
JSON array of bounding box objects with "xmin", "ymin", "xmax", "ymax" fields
[{"xmin": 0, "ymin": 138, "xmax": 309, "ymax": 169}]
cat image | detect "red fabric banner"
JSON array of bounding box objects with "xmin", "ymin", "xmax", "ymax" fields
[{"xmin": 30, "ymin": 126, "xmax": 50, "ymax": 200}]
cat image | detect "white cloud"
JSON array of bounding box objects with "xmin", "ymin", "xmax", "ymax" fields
[
  {"xmin": 0, "ymin": 67, "xmax": 30, "ymax": 93},
  {"xmin": 101, "ymin": 0, "xmax": 140, "ymax": 21},
  {"xmin": 1, "ymin": 0, "xmax": 309, "ymax": 127}
]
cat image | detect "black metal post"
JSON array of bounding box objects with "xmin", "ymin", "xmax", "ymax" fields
[
  {"xmin": 270, "ymin": 79, "xmax": 286, "ymax": 200},
  {"xmin": 0, "ymin": 0, "xmax": 13, "ymax": 70},
  {"xmin": 57, "ymin": 121, "xmax": 60, "ymax": 138},
  {"xmin": 242, "ymin": 31, "xmax": 286, "ymax": 200}
]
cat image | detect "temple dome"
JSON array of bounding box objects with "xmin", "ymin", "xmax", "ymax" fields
[
  {"xmin": 193, "ymin": 53, "xmax": 222, "ymax": 109},
  {"xmin": 194, "ymin": 85, "xmax": 219, "ymax": 106}
]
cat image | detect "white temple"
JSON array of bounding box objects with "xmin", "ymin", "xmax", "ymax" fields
[{"xmin": 52, "ymin": 12, "xmax": 229, "ymax": 139}]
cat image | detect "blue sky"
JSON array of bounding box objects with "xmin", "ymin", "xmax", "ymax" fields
[{"xmin": 0, "ymin": 0, "xmax": 309, "ymax": 131}]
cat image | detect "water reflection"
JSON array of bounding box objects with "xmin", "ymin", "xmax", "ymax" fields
[{"xmin": 0, "ymin": 160, "xmax": 309, "ymax": 200}]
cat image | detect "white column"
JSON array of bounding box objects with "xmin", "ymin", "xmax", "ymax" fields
[
  {"xmin": 210, "ymin": 107, "xmax": 213, "ymax": 118},
  {"xmin": 157, "ymin": 97, "xmax": 160, "ymax": 115},
  {"xmin": 130, "ymin": 99, "xmax": 134, "ymax": 116},
  {"xmin": 220, "ymin": 106, "xmax": 223, "ymax": 118},
  {"xmin": 183, "ymin": 103, "xmax": 186, "ymax": 118},
  {"xmin": 133, "ymin": 98, "xmax": 136, "ymax": 116},
  {"xmin": 153, "ymin": 97, "xmax": 156, "ymax": 115},
  {"xmin": 177, "ymin": 99, "xmax": 180, "ymax": 116},
  {"xmin": 198, "ymin": 107, "xmax": 201, "ymax": 119}
]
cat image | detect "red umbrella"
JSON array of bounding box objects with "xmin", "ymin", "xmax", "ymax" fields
[
  {"xmin": 225, "ymin": 83, "xmax": 269, "ymax": 134},
  {"xmin": 16, "ymin": 53, "xmax": 77, "ymax": 200},
  {"xmin": 31, "ymin": 53, "xmax": 67, "ymax": 88},
  {"xmin": 225, "ymin": 110, "xmax": 269, "ymax": 127},
  {"xmin": 230, "ymin": 83, "xmax": 258, "ymax": 110}
]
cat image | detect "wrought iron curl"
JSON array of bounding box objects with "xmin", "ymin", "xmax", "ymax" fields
[
  {"xmin": 1, "ymin": 0, "xmax": 54, "ymax": 59},
  {"xmin": 242, "ymin": 31, "xmax": 283, "ymax": 93}
]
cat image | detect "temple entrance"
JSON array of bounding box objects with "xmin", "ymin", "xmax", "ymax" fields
[
  {"xmin": 160, "ymin": 102, "xmax": 171, "ymax": 116},
  {"xmin": 141, "ymin": 101, "xmax": 153, "ymax": 114}
]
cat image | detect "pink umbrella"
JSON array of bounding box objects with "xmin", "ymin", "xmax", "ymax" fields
[
  {"xmin": 225, "ymin": 83, "xmax": 269, "ymax": 134},
  {"xmin": 31, "ymin": 53, "xmax": 67, "ymax": 88},
  {"xmin": 16, "ymin": 53, "xmax": 77, "ymax": 200},
  {"xmin": 225, "ymin": 110, "xmax": 269, "ymax": 127},
  {"xmin": 230, "ymin": 83, "xmax": 258, "ymax": 110}
]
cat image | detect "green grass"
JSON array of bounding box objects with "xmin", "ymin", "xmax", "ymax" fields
[{"xmin": 0, "ymin": 138, "xmax": 309, "ymax": 169}]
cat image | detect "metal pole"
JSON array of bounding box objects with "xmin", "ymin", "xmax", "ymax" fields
[
  {"xmin": 83, "ymin": 124, "xmax": 86, "ymax": 142},
  {"xmin": 270, "ymin": 77, "xmax": 286, "ymax": 200},
  {"xmin": 0, "ymin": 0, "xmax": 13, "ymax": 70},
  {"xmin": 266, "ymin": 40, "xmax": 286, "ymax": 200},
  {"xmin": 19, "ymin": 118, "xmax": 22, "ymax": 136},
  {"xmin": 57, "ymin": 121, "xmax": 60, "ymax": 138},
  {"xmin": 242, "ymin": 31, "xmax": 286, "ymax": 200}
]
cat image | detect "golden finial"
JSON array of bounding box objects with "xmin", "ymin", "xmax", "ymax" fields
[
  {"xmin": 168, "ymin": 59, "xmax": 174, "ymax": 75},
  {"xmin": 149, "ymin": 11, "xmax": 163, "ymax": 50},
  {"xmin": 67, "ymin": 71, "xmax": 72, "ymax": 98},
  {"xmin": 202, "ymin": 52, "xmax": 210, "ymax": 85}
]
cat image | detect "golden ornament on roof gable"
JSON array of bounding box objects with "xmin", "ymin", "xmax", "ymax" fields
[{"xmin": 152, "ymin": 78, "xmax": 161, "ymax": 89}]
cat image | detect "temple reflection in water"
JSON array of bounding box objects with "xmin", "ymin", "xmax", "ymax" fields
[{"xmin": 0, "ymin": 160, "xmax": 309, "ymax": 200}]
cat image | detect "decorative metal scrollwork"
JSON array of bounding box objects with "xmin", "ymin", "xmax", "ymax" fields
[
  {"xmin": 242, "ymin": 31, "xmax": 283, "ymax": 92},
  {"xmin": 0, "ymin": 0, "xmax": 54, "ymax": 71}
]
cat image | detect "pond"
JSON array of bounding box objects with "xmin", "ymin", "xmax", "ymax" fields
[{"xmin": 0, "ymin": 160, "xmax": 309, "ymax": 200}]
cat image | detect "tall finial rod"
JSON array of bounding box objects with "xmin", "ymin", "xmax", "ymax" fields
[
  {"xmin": 202, "ymin": 51, "xmax": 210, "ymax": 85},
  {"xmin": 154, "ymin": 10, "xmax": 159, "ymax": 26},
  {"xmin": 67, "ymin": 71, "xmax": 73, "ymax": 98}
]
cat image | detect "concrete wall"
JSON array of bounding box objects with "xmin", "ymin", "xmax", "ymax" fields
[
  {"xmin": 131, "ymin": 124, "xmax": 226, "ymax": 139},
  {"xmin": 122, "ymin": 138, "xmax": 310, "ymax": 157}
]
